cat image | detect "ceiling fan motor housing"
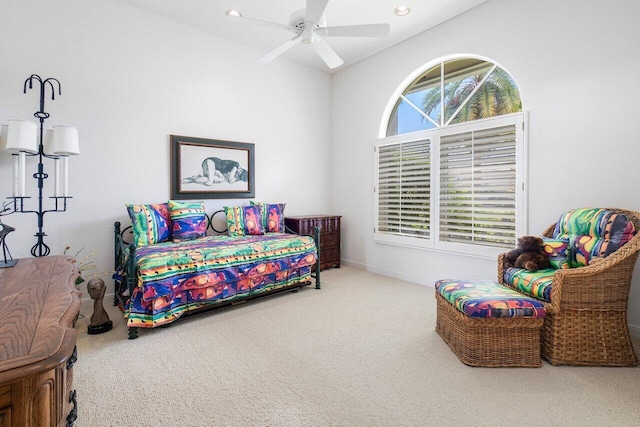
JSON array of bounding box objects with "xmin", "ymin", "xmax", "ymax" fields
[
  {"xmin": 287, "ymin": 8, "xmax": 326, "ymax": 34},
  {"xmin": 248, "ymin": 1, "xmax": 388, "ymax": 69}
]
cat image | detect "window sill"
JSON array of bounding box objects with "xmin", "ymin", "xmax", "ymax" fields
[{"xmin": 374, "ymin": 234, "xmax": 506, "ymax": 260}]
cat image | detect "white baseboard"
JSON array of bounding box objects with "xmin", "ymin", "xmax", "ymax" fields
[
  {"xmin": 340, "ymin": 259, "xmax": 640, "ymax": 339},
  {"xmin": 94, "ymin": 257, "xmax": 640, "ymax": 340},
  {"xmin": 341, "ymin": 258, "xmax": 436, "ymax": 288}
]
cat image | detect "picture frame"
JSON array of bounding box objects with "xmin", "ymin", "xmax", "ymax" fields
[{"xmin": 170, "ymin": 135, "xmax": 255, "ymax": 199}]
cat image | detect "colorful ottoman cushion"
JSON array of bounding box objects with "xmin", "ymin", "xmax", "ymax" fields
[{"xmin": 435, "ymin": 279, "xmax": 546, "ymax": 319}]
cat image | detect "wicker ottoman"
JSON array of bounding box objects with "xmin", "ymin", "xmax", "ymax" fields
[{"xmin": 435, "ymin": 279, "xmax": 547, "ymax": 368}]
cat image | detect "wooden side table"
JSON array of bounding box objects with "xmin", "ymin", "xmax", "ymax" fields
[
  {"xmin": 0, "ymin": 256, "xmax": 81, "ymax": 427},
  {"xmin": 285, "ymin": 215, "xmax": 341, "ymax": 271}
]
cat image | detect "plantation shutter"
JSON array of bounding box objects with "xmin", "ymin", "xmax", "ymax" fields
[
  {"xmin": 439, "ymin": 124, "xmax": 517, "ymax": 247},
  {"xmin": 377, "ymin": 139, "xmax": 431, "ymax": 238}
]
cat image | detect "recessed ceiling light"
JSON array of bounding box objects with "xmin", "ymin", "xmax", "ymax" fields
[
  {"xmin": 394, "ymin": 6, "xmax": 411, "ymax": 16},
  {"xmin": 225, "ymin": 9, "xmax": 241, "ymax": 17}
]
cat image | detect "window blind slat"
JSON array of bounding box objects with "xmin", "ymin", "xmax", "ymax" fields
[
  {"xmin": 378, "ymin": 113, "xmax": 522, "ymax": 252},
  {"xmin": 439, "ymin": 123, "xmax": 517, "ymax": 246},
  {"xmin": 377, "ymin": 139, "xmax": 431, "ymax": 238}
]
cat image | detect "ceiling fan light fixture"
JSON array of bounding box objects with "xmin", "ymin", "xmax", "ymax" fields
[
  {"xmin": 394, "ymin": 6, "xmax": 411, "ymax": 16},
  {"xmin": 225, "ymin": 9, "xmax": 242, "ymax": 17}
]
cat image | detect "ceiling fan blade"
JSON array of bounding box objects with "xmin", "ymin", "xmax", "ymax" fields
[
  {"xmin": 311, "ymin": 36, "xmax": 344, "ymax": 69},
  {"xmin": 257, "ymin": 36, "xmax": 301, "ymax": 64},
  {"xmin": 300, "ymin": 0, "xmax": 330, "ymax": 43},
  {"xmin": 305, "ymin": 0, "xmax": 330, "ymax": 24},
  {"xmin": 225, "ymin": 14, "xmax": 290, "ymax": 32},
  {"xmin": 316, "ymin": 23, "xmax": 390, "ymax": 38}
]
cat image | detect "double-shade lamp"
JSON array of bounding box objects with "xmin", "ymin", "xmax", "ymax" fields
[
  {"xmin": 0, "ymin": 74, "xmax": 80, "ymax": 258},
  {"xmin": 0, "ymin": 121, "xmax": 79, "ymax": 197}
]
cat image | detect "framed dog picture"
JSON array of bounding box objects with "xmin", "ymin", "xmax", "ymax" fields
[{"xmin": 170, "ymin": 135, "xmax": 255, "ymax": 199}]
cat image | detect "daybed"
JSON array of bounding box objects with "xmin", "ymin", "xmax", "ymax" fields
[
  {"xmin": 114, "ymin": 201, "xmax": 320, "ymax": 339},
  {"xmin": 498, "ymin": 207, "xmax": 640, "ymax": 366}
]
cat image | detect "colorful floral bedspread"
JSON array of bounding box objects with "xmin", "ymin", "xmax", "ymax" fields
[{"xmin": 126, "ymin": 233, "xmax": 317, "ymax": 328}]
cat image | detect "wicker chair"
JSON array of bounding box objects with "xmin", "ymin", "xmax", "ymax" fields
[{"xmin": 498, "ymin": 208, "xmax": 640, "ymax": 366}]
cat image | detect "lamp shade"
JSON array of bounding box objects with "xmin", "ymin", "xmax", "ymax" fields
[
  {"xmin": 48, "ymin": 126, "xmax": 79, "ymax": 156},
  {"xmin": 43, "ymin": 129, "xmax": 54, "ymax": 155},
  {"xmin": 0, "ymin": 125, "xmax": 7, "ymax": 150},
  {"xmin": 4, "ymin": 120, "xmax": 38, "ymax": 153}
]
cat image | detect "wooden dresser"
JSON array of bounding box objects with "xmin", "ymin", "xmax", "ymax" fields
[
  {"xmin": 0, "ymin": 256, "xmax": 81, "ymax": 427},
  {"xmin": 285, "ymin": 215, "xmax": 341, "ymax": 271}
]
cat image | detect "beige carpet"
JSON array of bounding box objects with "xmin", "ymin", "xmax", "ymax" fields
[{"xmin": 74, "ymin": 266, "xmax": 640, "ymax": 426}]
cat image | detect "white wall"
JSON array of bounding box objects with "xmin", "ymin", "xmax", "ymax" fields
[
  {"xmin": 0, "ymin": 0, "xmax": 331, "ymax": 298},
  {"xmin": 331, "ymin": 0, "xmax": 640, "ymax": 335},
  {"xmin": 3, "ymin": 0, "xmax": 640, "ymax": 336}
]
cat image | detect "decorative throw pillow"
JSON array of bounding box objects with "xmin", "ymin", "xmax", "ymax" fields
[
  {"xmin": 126, "ymin": 203, "xmax": 172, "ymax": 247},
  {"xmin": 250, "ymin": 201, "xmax": 286, "ymax": 233},
  {"xmin": 169, "ymin": 200, "xmax": 207, "ymax": 242},
  {"xmin": 569, "ymin": 235, "xmax": 597, "ymax": 267},
  {"xmin": 553, "ymin": 208, "xmax": 636, "ymax": 256},
  {"xmin": 597, "ymin": 211, "xmax": 636, "ymax": 256},
  {"xmin": 542, "ymin": 237, "xmax": 569, "ymax": 269},
  {"xmin": 224, "ymin": 205, "xmax": 264, "ymax": 237}
]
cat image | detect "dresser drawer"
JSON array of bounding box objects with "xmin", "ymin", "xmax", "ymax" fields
[
  {"xmin": 316, "ymin": 217, "xmax": 340, "ymax": 234},
  {"xmin": 285, "ymin": 215, "xmax": 341, "ymax": 235},
  {"xmin": 322, "ymin": 233, "xmax": 340, "ymax": 248},
  {"xmin": 320, "ymin": 247, "xmax": 341, "ymax": 270},
  {"xmin": 285, "ymin": 215, "xmax": 342, "ymax": 271}
]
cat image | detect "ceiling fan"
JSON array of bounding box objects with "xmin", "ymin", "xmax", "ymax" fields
[{"xmin": 226, "ymin": 0, "xmax": 390, "ymax": 69}]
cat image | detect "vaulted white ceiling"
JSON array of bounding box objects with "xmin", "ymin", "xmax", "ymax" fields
[{"xmin": 113, "ymin": 0, "xmax": 487, "ymax": 72}]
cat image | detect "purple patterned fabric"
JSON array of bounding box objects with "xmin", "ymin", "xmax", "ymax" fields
[
  {"xmin": 224, "ymin": 205, "xmax": 264, "ymax": 236},
  {"xmin": 251, "ymin": 201, "xmax": 286, "ymax": 233},
  {"xmin": 542, "ymin": 237, "xmax": 569, "ymax": 269},
  {"xmin": 169, "ymin": 200, "xmax": 207, "ymax": 242},
  {"xmin": 435, "ymin": 279, "xmax": 546, "ymax": 318},
  {"xmin": 126, "ymin": 203, "xmax": 172, "ymax": 246},
  {"xmin": 553, "ymin": 208, "xmax": 636, "ymax": 267},
  {"xmin": 126, "ymin": 233, "xmax": 317, "ymax": 327}
]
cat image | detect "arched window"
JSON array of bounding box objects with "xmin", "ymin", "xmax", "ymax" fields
[
  {"xmin": 387, "ymin": 57, "xmax": 522, "ymax": 136},
  {"xmin": 375, "ymin": 56, "xmax": 526, "ymax": 257}
]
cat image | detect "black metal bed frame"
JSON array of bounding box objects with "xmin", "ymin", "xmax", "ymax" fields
[{"xmin": 113, "ymin": 209, "xmax": 321, "ymax": 339}]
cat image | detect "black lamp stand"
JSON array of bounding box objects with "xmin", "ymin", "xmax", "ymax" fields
[{"xmin": 5, "ymin": 74, "xmax": 72, "ymax": 257}]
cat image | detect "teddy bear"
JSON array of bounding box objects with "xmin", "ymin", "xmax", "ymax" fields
[{"xmin": 505, "ymin": 235, "xmax": 551, "ymax": 272}]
